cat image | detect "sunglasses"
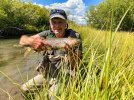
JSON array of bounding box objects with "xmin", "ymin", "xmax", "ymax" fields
[{"xmin": 50, "ymin": 9, "xmax": 67, "ymax": 19}]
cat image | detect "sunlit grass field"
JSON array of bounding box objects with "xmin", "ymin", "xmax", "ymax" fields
[
  {"xmin": 0, "ymin": 0, "xmax": 133, "ymax": 99},
  {"xmin": 0, "ymin": 25, "xmax": 133, "ymax": 100},
  {"xmin": 0, "ymin": 22, "xmax": 133, "ymax": 100},
  {"xmin": 31, "ymin": 25, "xmax": 134, "ymax": 100}
]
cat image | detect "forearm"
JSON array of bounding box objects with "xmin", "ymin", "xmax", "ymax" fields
[
  {"xmin": 19, "ymin": 35, "xmax": 33, "ymax": 46},
  {"xmin": 19, "ymin": 35, "xmax": 41, "ymax": 46}
]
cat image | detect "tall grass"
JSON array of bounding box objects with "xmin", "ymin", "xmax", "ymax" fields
[
  {"xmin": 1, "ymin": 26, "xmax": 133, "ymax": 100},
  {"xmin": 40, "ymin": 5, "xmax": 134, "ymax": 99},
  {"xmin": 47, "ymin": 27, "xmax": 133, "ymax": 100},
  {"xmin": 0, "ymin": 6, "xmax": 134, "ymax": 100},
  {"xmin": 32, "ymin": 22, "xmax": 134, "ymax": 99},
  {"xmin": 1, "ymin": 23, "xmax": 133, "ymax": 100}
]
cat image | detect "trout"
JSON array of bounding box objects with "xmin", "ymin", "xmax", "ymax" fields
[
  {"xmin": 42, "ymin": 37, "xmax": 81, "ymax": 50},
  {"xmin": 23, "ymin": 37, "xmax": 81, "ymax": 57}
]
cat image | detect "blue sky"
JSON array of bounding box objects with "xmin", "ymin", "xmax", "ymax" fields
[
  {"xmin": 32, "ymin": 0, "xmax": 102, "ymax": 25},
  {"xmin": 32, "ymin": 0, "xmax": 101, "ymax": 10}
]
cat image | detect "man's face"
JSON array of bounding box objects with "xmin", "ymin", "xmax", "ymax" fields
[{"xmin": 50, "ymin": 18, "xmax": 67, "ymax": 38}]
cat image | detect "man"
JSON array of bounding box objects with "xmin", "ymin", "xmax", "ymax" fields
[{"xmin": 20, "ymin": 9, "xmax": 82, "ymax": 99}]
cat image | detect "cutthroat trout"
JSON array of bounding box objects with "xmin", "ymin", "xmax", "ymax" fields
[{"xmin": 42, "ymin": 37, "xmax": 81, "ymax": 50}]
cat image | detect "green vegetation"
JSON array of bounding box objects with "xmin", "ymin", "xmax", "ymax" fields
[
  {"xmin": 17, "ymin": 25, "xmax": 133, "ymax": 100},
  {"xmin": 58, "ymin": 24, "xmax": 134, "ymax": 100},
  {"xmin": 0, "ymin": 0, "xmax": 134, "ymax": 100},
  {"xmin": 87, "ymin": 0, "xmax": 134, "ymax": 31},
  {"xmin": 0, "ymin": 27, "xmax": 133, "ymax": 99},
  {"xmin": 0, "ymin": 0, "xmax": 49, "ymax": 33}
]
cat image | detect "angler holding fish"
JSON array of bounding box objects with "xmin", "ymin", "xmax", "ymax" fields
[{"xmin": 19, "ymin": 9, "xmax": 82, "ymax": 99}]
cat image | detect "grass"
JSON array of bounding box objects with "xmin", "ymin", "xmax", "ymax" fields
[
  {"xmin": 31, "ymin": 24, "xmax": 133, "ymax": 100},
  {"xmin": 0, "ymin": 6, "xmax": 134, "ymax": 100},
  {"xmin": 0, "ymin": 26, "xmax": 134, "ymax": 100},
  {"xmin": 0, "ymin": 27, "xmax": 134, "ymax": 100}
]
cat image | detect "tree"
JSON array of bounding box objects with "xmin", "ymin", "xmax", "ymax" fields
[
  {"xmin": 0, "ymin": 0, "xmax": 49, "ymax": 34},
  {"xmin": 87, "ymin": 0, "xmax": 134, "ymax": 31}
]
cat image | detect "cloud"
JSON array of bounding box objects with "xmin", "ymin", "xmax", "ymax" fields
[
  {"xmin": 33, "ymin": 2, "xmax": 44, "ymax": 8},
  {"xmin": 45, "ymin": 0, "xmax": 87, "ymax": 25}
]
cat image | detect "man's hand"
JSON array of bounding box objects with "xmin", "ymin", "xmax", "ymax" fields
[
  {"xmin": 64, "ymin": 43, "xmax": 71, "ymax": 50},
  {"xmin": 31, "ymin": 37, "xmax": 45, "ymax": 52}
]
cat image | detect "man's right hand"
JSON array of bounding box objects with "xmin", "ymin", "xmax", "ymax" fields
[
  {"xmin": 19, "ymin": 35, "xmax": 45, "ymax": 52},
  {"xmin": 31, "ymin": 37, "xmax": 45, "ymax": 52}
]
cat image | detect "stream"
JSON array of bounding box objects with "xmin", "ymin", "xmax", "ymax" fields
[{"xmin": 0, "ymin": 38, "xmax": 43, "ymax": 100}]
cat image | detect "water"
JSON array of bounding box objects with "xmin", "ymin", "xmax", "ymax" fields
[{"xmin": 0, "ymin": 38, "xmax": 43, "ymax": 99}]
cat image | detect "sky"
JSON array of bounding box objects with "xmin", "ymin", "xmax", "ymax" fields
[{"xmin": 32, "ymin": 0, "xmax": 102, "ymax": 25}]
